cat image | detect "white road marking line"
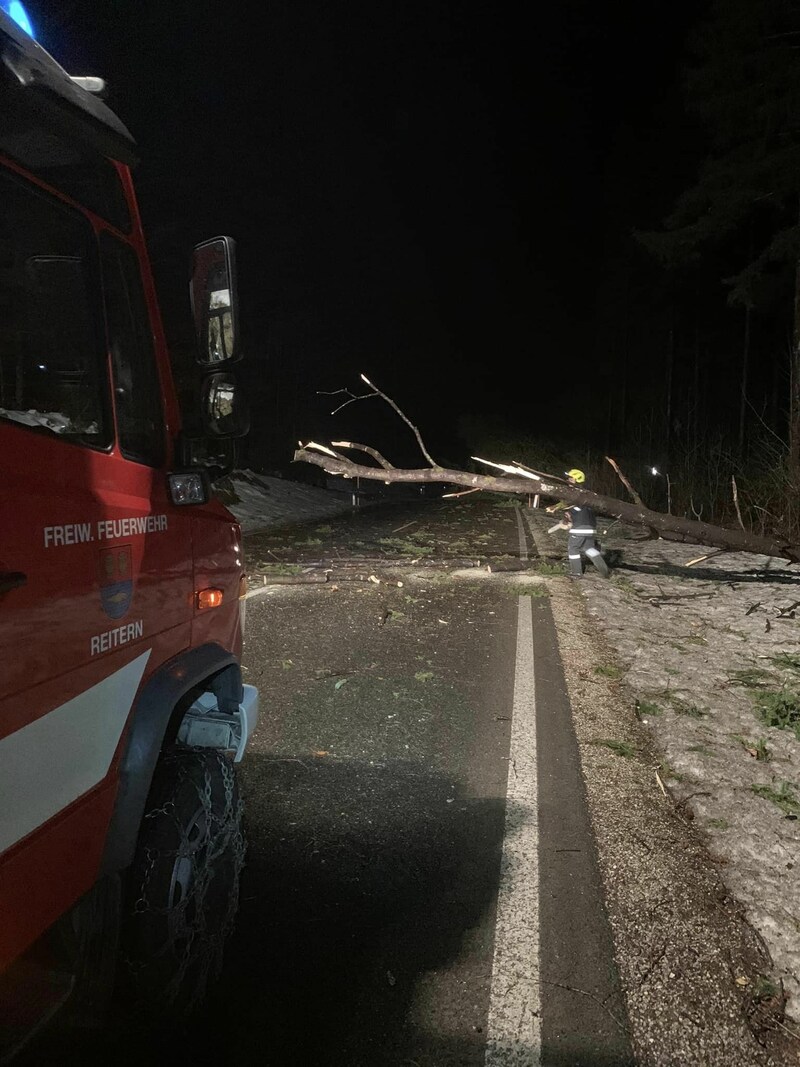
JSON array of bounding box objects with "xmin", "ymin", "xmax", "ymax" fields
[{"xmin": 484, "ymin": 595, "xmax": 541, "ymax": 1066}]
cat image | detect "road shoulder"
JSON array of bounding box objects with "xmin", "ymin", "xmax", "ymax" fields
[{"xmin": 525, "ymin": 513, "xmax": 792, "ymax": 1066}]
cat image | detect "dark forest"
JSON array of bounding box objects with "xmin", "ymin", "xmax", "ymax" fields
[{"xmin": 34, "ymin": 0, "xmax": 800, "ymax": 536}]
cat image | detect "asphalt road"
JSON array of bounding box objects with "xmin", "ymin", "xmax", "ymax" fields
[{"xmin": 28, "ymin": 500, "xmax": 634, "ymax": 1066}]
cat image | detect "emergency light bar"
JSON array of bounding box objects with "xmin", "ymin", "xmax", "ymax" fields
[
  {"xmin": 1, "ymin": 0, "xmax": 34, "ymax": 39},
  {"xmin": 70, "ymin": 75, "xmax": 105, "ymax": 94},
  {"xmin": 0, "ymin": 5, "xmax": 139, "ymax": 165},
  {"xmin": 0, "ymin": 0, "xmax": 105, "ymax": 92}
]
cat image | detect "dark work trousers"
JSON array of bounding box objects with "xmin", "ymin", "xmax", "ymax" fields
[{"xmin": 567, "ymin": 532, "xmax": 609, "ymax": 577}]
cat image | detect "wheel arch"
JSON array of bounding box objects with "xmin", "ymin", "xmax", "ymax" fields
[{"xmin": 100, "ymin": 644, "xmax": 242, "ymax": 875}]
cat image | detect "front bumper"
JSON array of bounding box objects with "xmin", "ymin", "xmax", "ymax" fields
[{"xmin": 177, "ymin": 683, "xmax": 260, "ymax": 762}]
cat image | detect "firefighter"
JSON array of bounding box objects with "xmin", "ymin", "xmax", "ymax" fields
[{"xmin": 551, "ymin": 469, "xmax": 610, "ymax": 578}]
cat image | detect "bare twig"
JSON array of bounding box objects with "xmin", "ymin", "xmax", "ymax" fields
[
  {"xmin": 675, "ymin": 790, "xmax": 712, "ymax": 811},
  {"xmin": 686, "ymin": 549, "xmax": 728, "ymax": 568},
  {"xmin": 744, "ymin": 391, "xmax": 790, "ymax": 449},
  {"xmin": 332, "ymin": 440, "xmax": 395, "ymax": 470},
  {"xmin": 442, "ymin": 487, "xmax": 482, "ymax": 498},
  {"xmin": 753, "ymin": 504, "xmax": 782, "ymax": 522},
  {"xmin": 655, "ymin": 768, "xmax": 668, "ymax": 797},
  {"xmin": 256, "ymin": 572, "xmax": 329, "ymax": 586},
  {"xmin": 605, "ymin": 456, "xmax": 645, "ymax": 505},
  {"xmin": 731, "ymin": 475, "xmax": 746, "ymax": 531},
  {"xmin": 536, "ymin": 979, "xmax": 629, "ymax": 1034},
  {"xmin": 771, "ymin": 1017, "xmax": 800, "ymax": 1041},
  {"xmin": 318, "ymin": 386, "xmax": 375, "ymax": 415},
  {"xmin": 360, "ymin": 374, "xmax": 438, "ymax": 467}
]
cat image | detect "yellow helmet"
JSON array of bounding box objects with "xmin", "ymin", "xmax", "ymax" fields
[{"xmin": 566, "ymin": 468, "xmax": 585, "ymax": 484}]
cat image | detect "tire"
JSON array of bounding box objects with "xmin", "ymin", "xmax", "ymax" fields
[
  {"xmin": 120, "ymin": 747, "xmax": 244, "ymax": 1016},
  {"xmin": 58, "ymin": 875, "xmax": 121, "ymax": 1028}
]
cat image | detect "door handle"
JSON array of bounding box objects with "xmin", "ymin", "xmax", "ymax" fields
[{"xmin": 0, "ymin": 571, "xmax": 27, "ymax": 595}]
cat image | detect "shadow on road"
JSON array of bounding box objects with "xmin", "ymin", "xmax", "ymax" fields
[
  {"xmin": 614, "ymin": 558, "xmax": 800, "ymax": 586},
  {"xmin": 29, "ymin": 755, "xmax": 505, "ymax": 1067}
]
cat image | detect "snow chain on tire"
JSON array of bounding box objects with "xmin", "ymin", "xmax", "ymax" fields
[{"xmin": 121, "ymin": 747, "xmax": 245, "ymax": 1016}]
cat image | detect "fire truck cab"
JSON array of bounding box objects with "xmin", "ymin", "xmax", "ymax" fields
[{"xmin": 0, "ymin": 7, "xmax": 258, "ymax": 1056}]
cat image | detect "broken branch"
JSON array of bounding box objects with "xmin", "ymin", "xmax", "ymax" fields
[
  {"xmin": 686, "ymin": 549, "xmax": 728, "ymax": 568},
  {"xmin": 605, "ymin": 456, "xmax": 645, "ymax": 506},
  {"xmin": 472, "ymin": 456, "xmax": 541, "ymax": 480},
  {"xmin": 360, "ymin": 374, "xmax": 438, "ymax": 467},
  {"xmin": 331, "ymin": 440, "xmax": 395, "ymax": 470}
]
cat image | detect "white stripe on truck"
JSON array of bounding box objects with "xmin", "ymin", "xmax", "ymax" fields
[{"xmin": 0, "ymin": 650, "xmax": 150, "ymax": 855}]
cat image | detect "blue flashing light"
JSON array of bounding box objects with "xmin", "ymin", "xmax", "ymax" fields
[{"xmin": 1, "ymin": 0, "xmax": 35, "ymax": 39}]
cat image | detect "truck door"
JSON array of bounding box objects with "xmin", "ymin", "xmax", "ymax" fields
[{"xmin": 0, "ymin": 164, "xmax": 192, "ymax": 966}]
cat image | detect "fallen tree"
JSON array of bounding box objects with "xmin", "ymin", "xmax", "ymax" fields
[{"xmin": 293, "ymin": 376, "xmax": 800, "ymax": 565}]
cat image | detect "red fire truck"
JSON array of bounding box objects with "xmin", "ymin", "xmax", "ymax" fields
[{"xmin": 0, "ymin": 7, "xmax": 258, "ymax": 1057}]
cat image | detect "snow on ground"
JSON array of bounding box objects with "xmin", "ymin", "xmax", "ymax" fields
[
  {"xmin": 565, "ymin": 522, "xmax": 800, "ymax": 1022},
  {"xmin": 222, "ymin": 470, "xmax": 362, "ymax": 531}
]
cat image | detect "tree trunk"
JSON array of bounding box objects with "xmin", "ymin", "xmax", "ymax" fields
[
  {"xmin": 294, "ymin": 446, "xmax": 800, "ymax": 564},
  {"xmin": 791, "ymin": 233, "xmax": 800, "ymax": 484},
  {"xmin": 691, "ymin": 324, "xmax": 700, "ymax": 462},
  {"xmin": 665, "ymin": 311, "xmax": 675, "ymax": 471},
  {"xmin": 739, "ymin": 304, "xmax": 751, "ymax": 456}
]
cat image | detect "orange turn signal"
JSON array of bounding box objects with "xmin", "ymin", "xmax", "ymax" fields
[{"xmin": 196, "ymin": 587, "xmax": 224, "ymax": 610}]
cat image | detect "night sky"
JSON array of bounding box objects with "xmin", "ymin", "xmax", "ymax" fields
[{"xmin": 32, "ymin": 0, "xmax": 698, "ymax": 468}]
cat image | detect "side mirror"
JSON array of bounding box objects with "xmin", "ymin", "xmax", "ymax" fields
[
  {"xmin": 201, "ymin": 372, "xmax": 250, "ymax": 438},
  {"xmin": 190, "ymin": 236, "xmax": 241, "ymax": 366}
]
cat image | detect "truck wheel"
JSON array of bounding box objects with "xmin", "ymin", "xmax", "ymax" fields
[
  {"xmin": 59, "ymin": 874, "xmax": 121, "ymax": 1028},
  {"xmin": 120, "ymin": 747, "xmax": 244, "ymax": 1016}
]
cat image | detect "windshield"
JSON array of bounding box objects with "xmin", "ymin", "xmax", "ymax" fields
[{"xmin": 0, "ymin": 168, "xmax": 111, "ymax": 446}]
